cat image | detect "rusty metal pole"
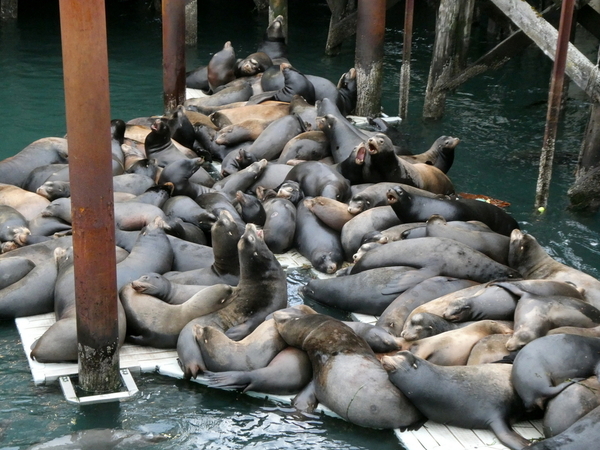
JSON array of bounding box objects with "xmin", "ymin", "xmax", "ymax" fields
[
  {"xmin": 355, "ymin": 0, "xmax": 386, "ymax": 117},
  {"xmin": 59, "ymin": 0, "xmax": 120, "ymax": 393},
  {"xmin": 534, "ymin": 0, "xmax": 576, "ymax": 211},
  {"xmin": 269, "ymin": 0, "xmax": 288, "ymax": 43},
  {"xmin": 398, "ymin": 0, "xmax": 414, "ymax": 120},
  {"xmin": 162, "ymin": 0, "xmax": 186, "ymax": 115}
]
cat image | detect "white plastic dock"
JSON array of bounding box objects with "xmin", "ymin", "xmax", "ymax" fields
[{"xmin": 15, "ymin": 249, "xmax": 543, "ymax": 449}]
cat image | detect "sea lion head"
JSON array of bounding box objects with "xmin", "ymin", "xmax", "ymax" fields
[{"xmin": 381, "ymin": 351, "xmax": 418, "ymax": 374}]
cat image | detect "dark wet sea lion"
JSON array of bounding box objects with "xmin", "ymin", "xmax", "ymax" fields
[
  {"xmin": 285, "ymin": 161, "xmax": 351, "ymax": 202},
  {"xmin": 0, "ymin": 205, "xmax": 30, "ymax": 246},
  {"xmin": 342, "ymin": 321, "xmax": 404, "ymax": 353},
  {"xmin": 300, "ymin": 266, "xmax": 418, "ymax": 315},
  {"xmin": 350, "ymin": 236, "xmax": 521, "ymax": 284},
  {"xmin": 257, "ymin": 15, "xmax": 288, "ymax": 63},
  {"xmin": 176, "ymin": 223, "xmax": 288, "ymax": 378},
  {"xmin": 273, "ymin": 309, "xmax": 424, "ymax": 430},
  {"xmin": 294, "ymin": 198, "xmax": 344, "ymax": 274},
  {"xmin": 245, "ymin": 114, "xmax": 304, "ymax": 161},
  {"xmin": 249, "ymin": 63, "xmax": 315, "ymax": 105},
  {"xmin": 528, "ymin": 404, "xmax": 600, "ymax": 450},
  {"xmin": 205, "ymin": 346, "xmax": 312, "ymax": 395},
  {"xmin": 340, "ymin": 205, "xmax": 400, "ymax": 260},
  {"xmin": 186, "ymin": 64, "xmax": 209, "ymax": 91},
  {"xmin": 399, "ymin": 311, "xmax": 475, "ymax": 341},
  {"xmin": 207, "ymin": 41, "xmax": 236, "ymax": 92},
  {"xmin": 234, "ymin": 51, "xmax": 272, "ymax": 77},
  {"xmin": 261, "ymin": 196, "xmax": 296, "ymax": 254},
  {"xmin": 185, "ymin": 80, "xmax": 253, "ymax": 114},
  {"xmin": 387, "ymin": 185, "xmax": 519, "ymax": 236},
  {"xmin": 511, "ymin": 333, "xmax": 600, "ymax": 410},
  {"xmin": 278, "ymin": 131, "xmax": 329, "ymax": 164},
  {"xmin": 36, "ymin": 180, "xmax": 71, "ymax": 201},
  {"xmin": 347, "ymin": 182, "xmax": 437, "ymax": 215},
  {"xmin": 400, "ymin": 135, "xmax": 459, "ymax": 174},
  {"xmin": 235, "ymin": 190, "xmax": 266, "ymax": 226},
  {"xmin": 382, "ymin": 352, "xmax": 530, "ymax": 450},
  {"xmin": 131, "ymin": 273, "xmax": 207, "ymax": 304}
]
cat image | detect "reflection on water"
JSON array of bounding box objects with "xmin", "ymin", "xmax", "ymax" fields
[{"xmin": 0, "ymin": 0, "xmax": 599, "ymax": 448}]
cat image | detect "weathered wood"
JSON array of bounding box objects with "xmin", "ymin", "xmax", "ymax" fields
[
  {"xmin": 0, "ymin": 0, "xmax": 17, "ymax": 19},
  {"xmin": 398, "ymin": 0, "xmax": 414, "ymax": 119},
  {"xmin": 422, "ymin": 0, "xmax": 463, "ymax": 120},
  {"xmin": 185, "ymin": 0, "xmax": 197, "ymax": 46},
  {"xmin": 253, "ymin": 0, "xmax": 269, "ymax": 10},
  {"xmin": 162, "ymin": 0, "xmax": 186, "ymax": 114},
  {"xmin": 440, "ymin": 2, "xmax": 563, "ymax": 92},
  {"xmin": 489, "ymin": 0, "xmax": 600, "ymax": 104},
  {"xmin": 535, "ymin": 0, "xmax": 576, "ymax": 210},
  {"xmin": 325, "ymin": 0, "xmax": 399, "ymax": 55},
  {"xmin": 456, "ymin": 0, "xmax": 475, "ymax": 70},
  {"xmin": 355, "ymin": 0, "xmax": 386, "ymax": 117}
]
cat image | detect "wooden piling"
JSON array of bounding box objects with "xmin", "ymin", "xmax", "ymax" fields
[
  {"xmin": 185, "ymin": 0, "xmax": 197, "ymax": 47},
  {"xmin": 58, "ymin": 0, "xmax": 120, "ymax": 393},
  {"xmin": 162, "ymin": 0, "xmax": 186, "ymax": 115},
  {"xmin": 423, "ymin": 0, "xmax": 474, "ymax": 120},
  {"xmin": 0, "ymin": 0, "xmax": 17, "ymax": 19},
  {"xmin": 535, "ymin": 0, "xmax": 576, "ymax": 211},
  {"xmin": 398, "ymin": 0, "xmax": 414, "ymax": 120},
  {"xmin": 355, "ymin": 0, "xmax": 386, "ymax": 117},
  {"xmin": 269, "ymin": 0, "xmax": 288, "ymax": 43}
]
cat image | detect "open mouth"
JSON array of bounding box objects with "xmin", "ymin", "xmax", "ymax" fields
[{"xmin": 355, "ymin": 144, "xmax": 366, "ymax": 165}]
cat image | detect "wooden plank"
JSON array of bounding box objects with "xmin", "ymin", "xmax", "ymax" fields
[
  {"xmin": 423, "ymin": 422, "xmax": 464, "ymax": 448},
  {"xmin": 446, "ymin": 426, "xmax": 488, "ymax": 448},
  {"xmin": 394, "ymin": 429, "xmax": 427, "ymax": 450},
  {"xmin": 489, "ymin": 0, "xmax": 600, "ymax": 103}
]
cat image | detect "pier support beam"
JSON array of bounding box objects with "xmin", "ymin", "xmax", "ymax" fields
[
  {"xmin": 398, "ymin": 0, "xmax": 414, "ymax": 120},
  {"xmin": 423, "ymin": 0, "xmax": 474, "ymax": 120},
  {"xmin": 185, "ymin": 0, "xmax": 197, "ymax": 46},
  {"xmin": 59, "ymin": 0, "xmax": 120, "ymax": 393},
  {"xmin": 535, "ymin": 0, "xmax": 576, "ymax": 211},
  {"xmin": 0, "ymin": 0, "xmax": 17, "ymax": 19},
  {"xmin": 355, "ymin": 0, "xmax": 385, "ymax": 117},
  {"xmin": 162, "ymin": 0, "xmax": 186, "ymax": 114}
]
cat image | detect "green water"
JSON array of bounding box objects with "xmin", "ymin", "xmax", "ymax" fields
[{"xmin": 0, "ymin": 0, "xmax": 599, "ymax": 448}]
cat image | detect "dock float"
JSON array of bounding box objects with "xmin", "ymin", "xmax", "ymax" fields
[{"xmin": 15, "ymin": 250, "xmax": 543, "ymax": 449}]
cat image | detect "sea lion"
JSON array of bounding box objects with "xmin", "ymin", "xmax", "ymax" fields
[
  {"xmin": 0, "ymin": 183, "xmax": 50, "ymax": 222},
  {"xmin": 335, "ymin": 67, "xmax": 357, "ymax": 116},
  {"xmin": 340, "ymin": 206, "xmax": 401, "ymax": 260},
  {"xmin": 400, "ymin": 135, "xmax": 460, "ymax": 174},
  {"xmin": 303, "ymin": 196, "xmax": 354, "ymax": 231},
  {"xmin": 214, "ymin": 118, "xmax": 271, "ymax": 146},
  {"xmin": 286, "ymin": 161, "xmax": 352, "ymax": 202},
  {"xmin": 186, "ymin": 64, "xmax": 209, "ymax": 91},
  {"xmin": 400, "ymin": 312, "xmax": 475, "ymax": 341},
  {"xmin": 234, "ymin": 51, "xmax": 272, "ymax": 77},
  {"xmin": 157, "ymin": 157, "xmax": 214, "ymax": 198},
  {"xmin": 235, "ymin": 190, "xmax": 266, "ymax": 226},
  {"xmin": 260, "ymin": 195, "xmax": 296, "ymax": 254},
  {"xmin": 193, "ymin": 318, "xmax": 287, "ymax": 372},
  {"xmin": 176, "ymin": 223, "xmax": 288, "ymax": 378},
  {"xmin": 425, "ymin": 214, "xmax": 510, "ymax": 265},
  {"xmin": 208, "ymin": 101, "xmax": 289, "ymax": 128},
  {"xmin": 120, "ymin": 282, "xmax": 233, "ymax": 348},
  {"xmin": 387, "ymin": 185, "xmax": 519, "ymax": 236},
  {"xmin": 294, "ymin": 198, "xmax": 344, "ymax": 274},
  {"xmin": 220, "ymin": 148, "xmax": 257, "ymax": 178},
  {"xmin": 257, "ymin": 15, "xmax": 288, "ymax": 64},
  {"xmin": 273, "ymin": 309, "xmax": 425, "ymax": 430},
  {"xmin": 365, "ymin": 133, "xmax": 455, "ymax": 194},
  {"xmin": 543, "ymin": 376, "xmax": 600, "ymax": 438},
  {"xmin": 249, "ymin": 63, "xmax": 315, "ymax": 105},
  {"xmin": 547, "ymin": 324, "xmax": 600, "ymax": 338},
  {"xmin": 528, "ymin": 405, "xmax": 600, "ymax": 450},
  {"xmin": 0, "ymin": 137, "xmax": 68, "ymax": 188},
  {"xmin": 277, "ymin": 131, "xmax": 329, "ymax": 164},
  {"xmin": 0, "ymin": 205, "xmax": 30, "ymax": 247},
  {"xmin": 467, "ymin": 334, "xmax": 513, "ymax": 365},
  {"xmin": 300, "ymin": 266, "xmax": 418, "ymax": 316},
  {"xmin": 164, "ymin": 210, "xmax": 241, "ymax": 286},
  {"xmin": 185, "ymin": 80, "xmax": 253, "ymax": 114},
  {"xmin": 511, "ymin": 333, "xmax": 600, "ymax": 410},
  {"xmin": 347, "ymin": 182, "xmax": 437, "ymax": 215},
  {"xmin": 382, "ymin": 352, "xmax": 530, "ymax": 450},
  {"xmin": 342, "ymin": 321, "xmax": 404, "ymax": 353},
  {"xmin": 508, "ymin": 229, "xmax": 600, "ymax": 309},
  {"xmin": 244, "ymin": 114, "xmax": 304, "ymax": 161},
  {"xmin": 130, "ymin": 273, "xmax": 207, "ymax": 304},
  {"xmin": 376, "ymin": 276, "xmax": 479, "ymax": 336},
  {"xmin": 349, "ymin": 236, "xmax": 521, "ymax": 284},
  {"xmin": 205, "ymin": 346, "xmax": 312, "ymax": 395},
  {"xmin": 207, "ymin": 41, "xmax": 236, "ymax": 93},
  {"xmin": 36, "ymin": 180, "xmax": 71, "ymax": 201},
  {"xmin": 495, "ymin": 282, "xmax": 600, "ymax": 351},
  {"xmin": 402, "ymin": 320, "xmax": 513, "ymax": 366}
]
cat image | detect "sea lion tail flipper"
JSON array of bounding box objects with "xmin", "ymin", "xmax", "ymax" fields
[
  {"xmin": 488, "ymin": 418, "xmax": 531, "ymax": 450},
  {"xmin": 204, "ymin": 370, "xmax": 251, "ymax": 391},
  {"xmin": 292, "ymin": 380, "xmax": 319, "ymax": 414},
  {"xmin": 381, "ymin": 269, "xmax": 437, "ymax": 295}
]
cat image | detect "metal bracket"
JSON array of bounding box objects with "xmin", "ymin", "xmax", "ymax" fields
[{"xmin": 59, "ymin": 368, "xmax": 139, "ymax": 405}]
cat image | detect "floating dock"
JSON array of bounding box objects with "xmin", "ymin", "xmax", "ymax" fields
[{"xmin": 15, "ymin": 250, "xmax": 543, "ymax": 449}]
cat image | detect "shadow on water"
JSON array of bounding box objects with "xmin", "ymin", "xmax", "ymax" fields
[{"xmin": 0, "ymin": 0, "xmax": 599, "ymax": 448}]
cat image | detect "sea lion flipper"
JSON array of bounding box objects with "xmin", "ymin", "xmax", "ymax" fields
[
  {"xmin": 292, "ymin": 379, "xmax": 319, "ymax": 414},
  {"xmin": 488, "ymin": 418, "xmax": 531, "ymax": 450},
  {"xmin": 381, "ymin": 269, "xmax": 436, "ymax": 295}
]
